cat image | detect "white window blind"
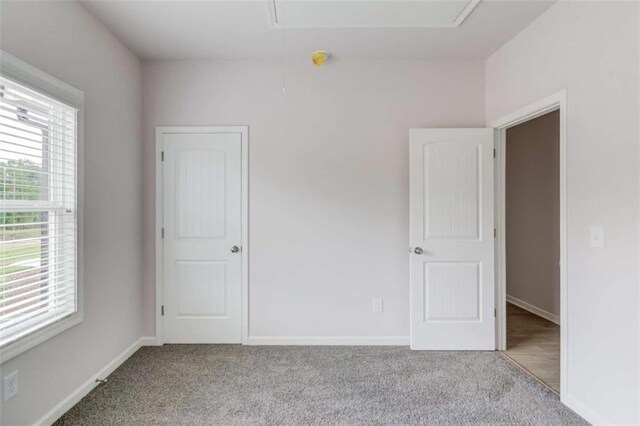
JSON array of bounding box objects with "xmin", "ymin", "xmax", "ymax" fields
[{"xmin": 0, "ymin": 75, "xmax": 77, "ymax": 350}]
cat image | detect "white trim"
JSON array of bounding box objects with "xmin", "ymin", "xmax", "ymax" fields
[
  {"xmin": 240, "ymin": 128, "xmax": 250, "ymax": 344},
  {"xmin": 506, "ymin": 296, "xmax": 559, "ymax": 325},
  {"xmin": 452, "ymin": 0, "xmax": 481, "ymax": 27},
  {"xmin": 637, "ymin": 6, "xmax": 640, "ymax": 424},
  {"xmin": 637, "ymin": 5, "xmax": 640, "ymax": 424},
  {"xmin": 0, "ymin": 316, "xmax": 84, "ymax": 365},
  {"xmin": 0, "ymin": 50, "xmax": 85, "ymax": 364},
  {"xmin": 155, "ymin": 129, "xmax": 164, "ymax": 345},
  {"xmin": 0, "ymin": 50, "xmax": 83, "ymax": 107},
  {"xmin": 155, "ymin": 126, "xmax": 249, "ymax": 345},
  {"xmin": 563, "ymin": 394, "xmax": 609, "ymax": 426},
  {"xmin": 246, "ymin": 336, "xmax": 410, "ymax": 346},
  {"xmin": 265, "ymin": 0, "xmax": 479, "ymax": 29},
  {"xmin": 488, "ymin": 91, "xmax": 564, "ymax": 129},
  {"xmin": 489, "ymin": 89, "xmax": 568, "ymax": 401},
  {"xmin": 139, "ymin": 336, "xmax": 159, "ymax": 346},
  {"xmin": 34, "ymin": 336, "xmax": 157, "ymax": 426}
]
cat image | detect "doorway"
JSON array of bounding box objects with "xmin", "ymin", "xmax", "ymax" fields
[
  {"xmin": 491, "ymin": 91, "xmax": 567, "ymax": 397},
  {"xmin": 503, "ymin": 111, "xmax": 560, "ymax": 392},
  {"xmin": 155, "ymin": 126, "xmax": 249, "ymax": 345}
]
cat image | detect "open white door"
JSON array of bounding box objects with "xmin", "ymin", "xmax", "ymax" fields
[{"xmin": 410, "ymin": 129, "xmax": 495, "ymax": 350}]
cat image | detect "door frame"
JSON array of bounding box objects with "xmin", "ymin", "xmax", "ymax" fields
[
  {"xmin": 489, "ymin": 90, "xmax": 567, "ymax": 398},
  {"xmin": 155, "ymin": 126, "xmax": 249, "ymax": 345}
]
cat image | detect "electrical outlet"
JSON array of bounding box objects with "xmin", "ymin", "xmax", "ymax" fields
[
  {"xmin": 372, "ymin": 298, "xmax": 383, "ymax": 313},
  {"xmin": 4, "ymin": 371, "xmax": 18, "ymax": 402}
]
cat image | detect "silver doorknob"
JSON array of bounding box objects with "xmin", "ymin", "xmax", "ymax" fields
[
  {"xmin": 413, "ymin": 247, "xmax": 424, "ymax": 255},
  {"xmin": 230, "ymin": 246, "xmax": 240, "ymax": 253}
]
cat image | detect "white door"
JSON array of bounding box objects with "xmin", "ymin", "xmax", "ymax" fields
[
  {"xmin": 162, "ymin": 130, "xmax": 242, "ymax": 343},
  {"xmin": 410, "ymin": 128, "xmax": 494, "ymax": 350}
]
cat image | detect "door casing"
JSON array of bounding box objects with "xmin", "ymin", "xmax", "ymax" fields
[
  {"xmin": 155, "ymin": 126, "xmax": 249, "ymax": 345},
  {"xmin": 489, "ymin": 90, "xmax": 567, "ymax": 400}
]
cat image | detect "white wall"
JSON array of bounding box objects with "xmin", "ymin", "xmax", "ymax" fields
[
  {"xmin": 486, "ymin": 2, "xmax": 639, "ymax": 424},
  {"xmin": 142, "ymin": 60, "xmax": 485, "ymax": 341},
  {"xmin": 0, "ymin": 1, "xmax": 144, "ymax": 425}
]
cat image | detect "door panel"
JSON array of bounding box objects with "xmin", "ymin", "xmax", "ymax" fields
[
  {"xmin": 176, "ymin": 149, "xmax": 227, "ymax": 238},
  {"xmin": 424, "ymin": 143, "xmax": 480, "ymax": 240},
  {"xmin": 410, "ymin": 128, "xmax": 494, "ymax": 350},
  {"xmin": 424, "ymin": 261, "xmax": 480, "ymax": 321},
  {"xmin": 162, "ymin": 131, "xmax": 242, "ymax": 344},
  {"xmin": 176, "ymin": 261, "xmax": 227, "ymax": 316}
]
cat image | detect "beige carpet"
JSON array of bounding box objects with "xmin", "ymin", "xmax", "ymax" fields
[{"xmin": 55, "ymin": 345, "xmax": 586, "ymax": 425}]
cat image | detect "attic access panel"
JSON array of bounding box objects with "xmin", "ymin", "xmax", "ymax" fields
[{"xmin": 267, "ymin": 0, "xmax": 480, "ymax": 28}]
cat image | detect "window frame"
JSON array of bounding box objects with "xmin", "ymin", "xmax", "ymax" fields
[{"xmin": 0, "ymin": 51, "xmax": 84, "ymax": 363}]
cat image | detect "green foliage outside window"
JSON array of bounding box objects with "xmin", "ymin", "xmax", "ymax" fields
[{"xmin": 1, "ymin": 158, "xmax": 42, "ymax": 228}]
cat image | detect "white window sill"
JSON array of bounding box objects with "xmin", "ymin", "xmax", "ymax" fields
[{"xmin": 0, "ymin": 312, "xmax": 83, "ymax": 364}]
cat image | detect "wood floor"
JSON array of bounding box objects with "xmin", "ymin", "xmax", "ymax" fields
[{"xmin": 504, "ymin": 302, "xmax": 560, "ymax": 393}]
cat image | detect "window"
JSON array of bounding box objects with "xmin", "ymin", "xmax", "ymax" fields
[{"xmin": 0, "ymin": 55, "xmax": 82, "ymax": 361}]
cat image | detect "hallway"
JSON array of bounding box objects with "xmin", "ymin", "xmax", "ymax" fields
[{"xmin": 504, "ymin": 303, "xmax": 560, "ymax": 393}]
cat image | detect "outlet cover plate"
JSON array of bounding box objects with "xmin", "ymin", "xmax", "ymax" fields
[
  {"xmin": 4, "ymin": 370, "xmax": 18, "ymax": 401},
  {"xmin": 372, "ymin": 298, "xmax": 383, "ymax": 313}
]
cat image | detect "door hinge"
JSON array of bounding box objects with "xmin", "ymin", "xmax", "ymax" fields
[
  {"xmin": 494, "ymin": 308, "xmax": 497, "ymax": 318},
  {"xmin": 161, "ymin": 305, "xmax": 165, "ymax": 316},
  {"xmin": 494, "ymin": 228, "xmax": 496, "ymax": 238},
  {"xmin": 161, "ymin": 228, "xmax": 164, "ymax": 239},
  {"xmin": 161, "ymin": 151, "xmax": 165, "ymax": 162},
  {"xmin": 493, "ymin": 148, "xmax": 496, "ymax": 158}
]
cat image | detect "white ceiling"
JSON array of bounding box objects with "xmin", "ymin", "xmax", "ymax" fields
[{"xmin": 81, "ymin": 0, "xmax": 555, "ymax": 61}]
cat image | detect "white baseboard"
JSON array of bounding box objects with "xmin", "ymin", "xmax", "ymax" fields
[
  {"xmin": 30, "ymin": 334, "xmax": 613, "ymax": 426},
  {"xmin": 246, "ymin": 336, "xmax": 410, "ymax": 346},
  {"xmin": 139, "ymin": 335, "xmax": 160, "ymax": 346},
  {"xmin": 35, "ymin": 336, "xmax": 156, "ymax": 426},
  {"xmin": 563, "ymin": 394, "xmax": 609, "ymax": 425},
  {"xmin": 506, "ymin": 295, "xmax": 560, "ymax": 325}
]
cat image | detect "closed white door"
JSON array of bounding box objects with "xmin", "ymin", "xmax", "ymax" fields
[
  {"xmin": 162, "ymin": 130, "xmax": 242, "ymax": 343},
  {"xmin": 409, "ymin": 129, "xmax": 494, "ymax": 350}
]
